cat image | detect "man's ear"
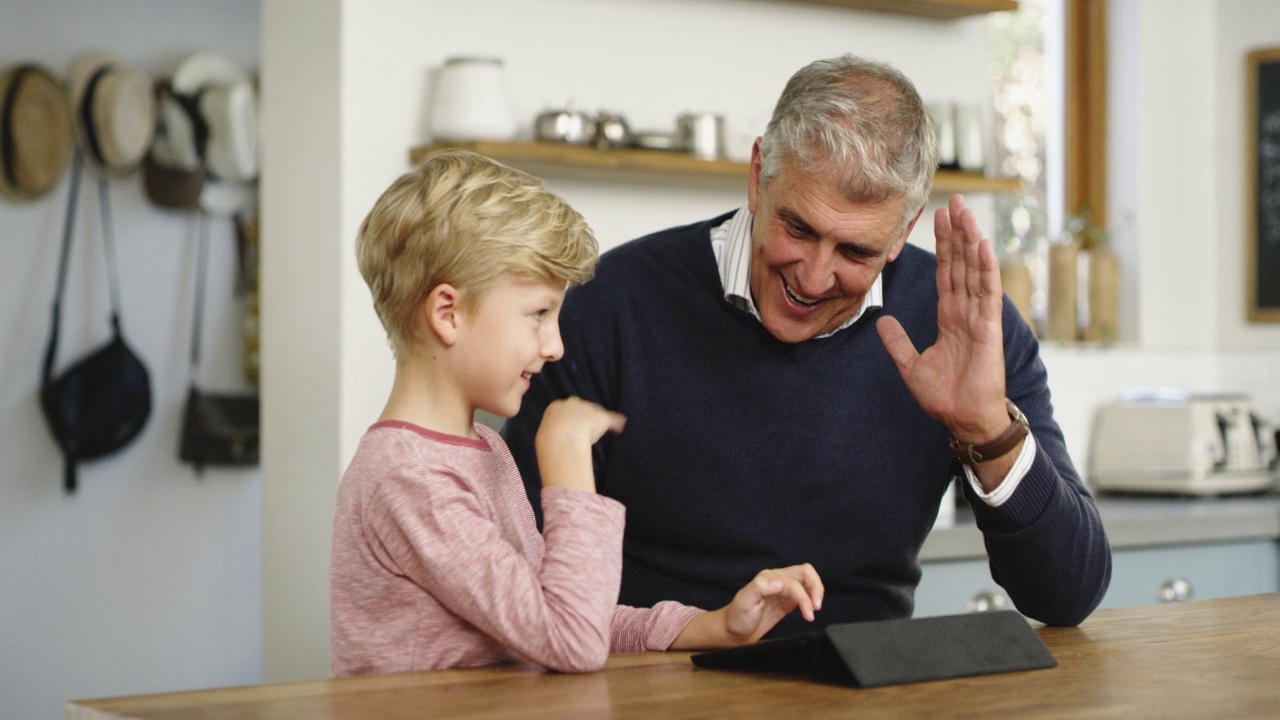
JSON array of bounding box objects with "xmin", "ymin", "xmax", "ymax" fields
[
  {"xmin": 747, "ymin": 138, "xmax": 764, "ymax": 214},
  {"xmin": 888, "ymin": 206, "xmax": 926, "ymax": 262},
  {"xmin": 424, "ymin": 283, "xmax": 463, "ymax": 346}
]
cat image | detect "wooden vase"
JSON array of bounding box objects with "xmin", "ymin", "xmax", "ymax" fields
[
  {"xmin": 1000, "ymin": 260, "xmax": 1035, "ymax": 331},
  {"xmin": 1084, "ymin": 247, "xmax": 1120, "ymax": 343},
  {"xmin": 1047, "ymin": 243, "xmax": 1080, "ymax": 341}
]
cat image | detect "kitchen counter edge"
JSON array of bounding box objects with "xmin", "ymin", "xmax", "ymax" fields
[{"xmin": 921, "ymin": 494, "xmax": 1280, "ymax": 562}]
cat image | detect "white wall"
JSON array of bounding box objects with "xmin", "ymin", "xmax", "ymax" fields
[
  {"xmin": 1215, "ymin": 0, "xmax": 1280, "ymax": 350},
  {"xmin": 0, "ymin": 1, "xmax": 262, "ymax": 718},
  {"xmin": 1117, "ymin": 0, "xmax": 1220, "ymax": 350},
  {"xmin": 260, "ymin": 0, "xmax": 345, "ymax": 685}
]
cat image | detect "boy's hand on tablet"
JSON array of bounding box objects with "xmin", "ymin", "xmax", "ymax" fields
[{"xmin": 670, "ymin": 563, "xmax": 824, "ymax": 649}]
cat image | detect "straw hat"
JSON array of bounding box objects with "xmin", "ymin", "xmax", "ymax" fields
[
  {"xmin": 69, "ymin": 52, "xmax": 156, "ymax": 177},
  {"xmin": 0, "ymin": 63, "xmax": 74, "ymax": 200}
]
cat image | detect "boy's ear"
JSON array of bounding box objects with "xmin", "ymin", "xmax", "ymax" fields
[{"xmin": 424, "ymin": 283, "xmax": 463, "ymax": 346}]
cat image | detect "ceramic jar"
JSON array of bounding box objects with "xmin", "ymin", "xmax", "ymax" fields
[{"xmin": 428, "ymin": 56, "xmax": 518, "ymax": 142}]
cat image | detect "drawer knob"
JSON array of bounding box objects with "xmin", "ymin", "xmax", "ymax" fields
[
  {"xmin": 1158, "ymin": 577, "xmax": 1193, "ymax": 603},
  {"xmin": 966, "ymin": 590, "xmax": 1010, "ymax": 613}
]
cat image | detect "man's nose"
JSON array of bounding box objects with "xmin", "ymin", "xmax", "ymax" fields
[{"xmin": 795, "ymin": 244, "xmax": 838, "ymax": 296}]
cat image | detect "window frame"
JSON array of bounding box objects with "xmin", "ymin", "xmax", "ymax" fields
[{"xmin": 1064, "ymin": 0, "xmax": 1108, "ymax": 236}]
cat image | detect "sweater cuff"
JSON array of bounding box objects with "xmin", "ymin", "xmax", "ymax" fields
[
  {"xmin": 968, "ymin": 441, "xmax": 1060, "ymax": 534},
  {"xmin": 611, "ymin": 601, "xmax": 703, "ymax": 652}
]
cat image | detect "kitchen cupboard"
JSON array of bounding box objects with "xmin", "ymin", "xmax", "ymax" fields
[{"xmin": 914, "ymin": 539, "xmax": 1280, "ymax": 617}]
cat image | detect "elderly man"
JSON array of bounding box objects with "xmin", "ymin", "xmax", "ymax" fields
[{"xmin": 504, "ymin": 54, "xmax": 1111, "ymax": 635}]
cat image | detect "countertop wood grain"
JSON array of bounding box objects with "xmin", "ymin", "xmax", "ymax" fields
[{"xmin": 66, "ymin": 593, "xmax": 1280, "ymax": 720}]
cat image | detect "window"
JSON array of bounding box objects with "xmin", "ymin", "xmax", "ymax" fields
[{"xmin": 990, "ymin": 0, "xmax": 1108, "ymax": 336}]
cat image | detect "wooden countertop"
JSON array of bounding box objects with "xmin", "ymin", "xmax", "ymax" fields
[{"xmin": 65, "ymin": 593, "xmax": 1280, "ymax": 719}]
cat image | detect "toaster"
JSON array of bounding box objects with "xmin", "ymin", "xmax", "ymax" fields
[{"xmin": 1089, "ymin": 391, "xmax": 1279, "ymax": 495}]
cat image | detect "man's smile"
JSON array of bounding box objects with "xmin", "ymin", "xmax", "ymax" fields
[{"xmin": 782, "ymin": 277, "xmax": 823, "ymax": 307}]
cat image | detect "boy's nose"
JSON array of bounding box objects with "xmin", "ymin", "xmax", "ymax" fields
[{"xmin": 541, "ymin": 326, "xmax": 564, "ymax": 361}]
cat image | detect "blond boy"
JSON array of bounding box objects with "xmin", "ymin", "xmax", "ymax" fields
[{"xmin": 330, "ymin": 150, "xmax": 823, "ymax": 675}]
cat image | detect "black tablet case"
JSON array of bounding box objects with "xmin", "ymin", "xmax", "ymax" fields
[{"xmin": 690, "ymin": 610, "xmax": 1056, "ymax": 688}]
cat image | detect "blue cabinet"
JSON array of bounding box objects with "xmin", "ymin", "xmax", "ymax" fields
[{"xmin": 914, "ymin": 540, "xmax": 1280, "ymax": 618}]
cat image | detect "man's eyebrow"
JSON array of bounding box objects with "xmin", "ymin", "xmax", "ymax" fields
[
  {"xmin": 777, "ymin": 207, "xmax": 816, "ymax": 236},
  {"xmin": 838, "ymin": 241, "xmax": 882, "ymax": 259}
]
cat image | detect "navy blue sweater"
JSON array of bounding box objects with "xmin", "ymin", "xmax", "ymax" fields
[{"xmin": 504, "ymin": 212, "xmax": 1111, "ymax": 633}]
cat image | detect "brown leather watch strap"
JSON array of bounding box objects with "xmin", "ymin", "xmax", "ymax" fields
[{"xmin": 949, "ymin": 399, "xmax": 1030, "ymax": 466}]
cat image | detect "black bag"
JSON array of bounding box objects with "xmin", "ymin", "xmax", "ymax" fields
[
  {"xmin": 179, "ymin": 211, "xmax": 259, "ymax": 472},
  {"xmin": 180, "ymin": 386, "xmax": 259, "ymax": 468},
  {"xmin": 39, "ymin": 155, "xmax": 152, "ymax": 492}
]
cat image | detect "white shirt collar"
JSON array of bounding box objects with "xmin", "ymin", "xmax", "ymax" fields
[{"xmin": 710, "ymin": 206, "xmax": 883, "ymax": 339}]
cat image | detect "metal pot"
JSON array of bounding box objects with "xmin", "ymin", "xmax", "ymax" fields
[
  {"xmin": 593, "ymin": 111, "xmax": 630, "ymax": 150},
  {"xmin": 676, "ymin": 112, "xmax": 725, "ymax": 160},
  {"xmin": 534, "ymin": 108, "xmax": 595, "ymax": 144}
]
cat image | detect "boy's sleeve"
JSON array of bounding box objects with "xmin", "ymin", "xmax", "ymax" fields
[
  {"xmin": 370, "ymin": 468, "xmax": 625, "ymax": 673},
  {"xmin": 609, "ymin": 602, "xmax": 703, "ymax": 653}
]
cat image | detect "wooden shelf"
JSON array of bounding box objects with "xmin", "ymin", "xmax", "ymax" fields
[
  {"xmin": 410, "ymin": 140, "xmax": 1022, "ymax": 196},
  {"xmin": 773, "ymin": 0, "xmax": 1018, "ymax": 19}
]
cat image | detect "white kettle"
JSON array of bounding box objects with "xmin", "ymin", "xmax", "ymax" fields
[{"xmin": 428, "ymin": 56, "xmax": 518, "ymax": 142}]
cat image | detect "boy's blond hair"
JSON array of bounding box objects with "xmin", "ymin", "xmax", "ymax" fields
[{"xmin": 357, "ymin": 149, "xmax": 598, "ymax": 357}]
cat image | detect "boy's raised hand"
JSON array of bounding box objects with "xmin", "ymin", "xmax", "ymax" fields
[
  {"xmin": 535, "ymin": 397, "xmax": 626, "ymax": 494},
  {"xmin": 670, "ymin": 563, "xmax": 825, "ymax": 649}
]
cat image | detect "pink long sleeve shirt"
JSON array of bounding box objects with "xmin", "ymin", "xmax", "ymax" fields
[{"xmin": 330, "ymin": 420, "xmax": 701, "ymax": 676}]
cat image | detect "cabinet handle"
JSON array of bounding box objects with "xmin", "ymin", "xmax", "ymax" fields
[
  {"xmin": 1158, "ymin": 577, "xmax": 1193, "ymax": 603},
  {"xmin": 966, "ymin": 590, "xmax": 1009, "ymax": 613}
]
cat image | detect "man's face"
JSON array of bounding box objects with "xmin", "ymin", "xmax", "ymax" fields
[{"xmin": 747, "ymin": 145, "xmax": 918, "ymax": 343}]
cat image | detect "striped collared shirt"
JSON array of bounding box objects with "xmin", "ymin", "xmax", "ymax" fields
[{"xmin": 710, "ymin": 206, "xmax": 883, "ymax": 339}]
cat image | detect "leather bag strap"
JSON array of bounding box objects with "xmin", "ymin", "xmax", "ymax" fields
[
  {"xmin": 188, "ymin": 211, "xmax": 210, "ymax": 382},
  {"xmin": 41, "ymin": 152, "xmax": 83, "ymax": 381},
  {"xmin": 96, "ymin": 174, "xmax": 125, "ymax": 328},
  {"xmin": 41, "ymin": 152, "xmax": 129, "ymax": 382}
]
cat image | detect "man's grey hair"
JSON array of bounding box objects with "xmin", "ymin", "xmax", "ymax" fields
[{"xmin": 758, "ymin": 54, "xmax": 938, "ymax": 226}]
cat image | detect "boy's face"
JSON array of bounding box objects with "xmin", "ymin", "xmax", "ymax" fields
[{"xmin": 453, "ymin": 275, "xmax": 567, "ymax": 419}]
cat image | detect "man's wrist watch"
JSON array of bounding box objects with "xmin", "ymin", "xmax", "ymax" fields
[{"xmin": 948, "ymin": 399, "xmax": 1030, "ymax": 466}]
